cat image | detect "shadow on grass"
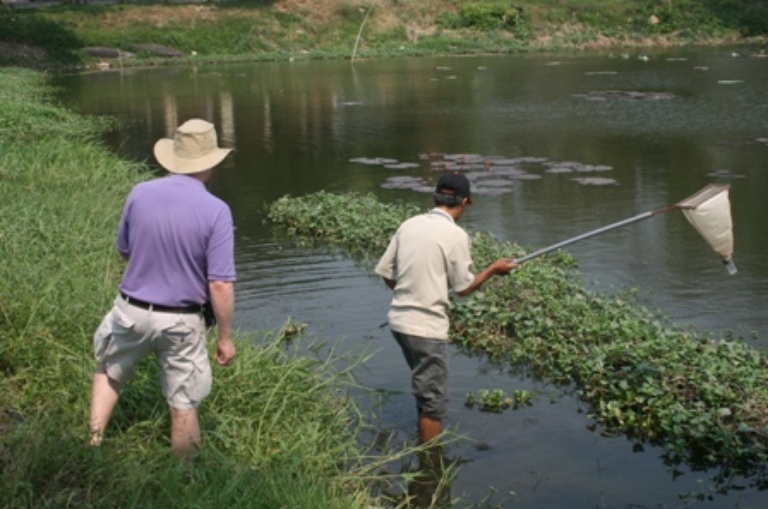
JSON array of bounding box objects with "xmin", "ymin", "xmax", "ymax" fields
[{"xmin": 0, "ymin": 10, "xmax": 82, "ymax": 66}]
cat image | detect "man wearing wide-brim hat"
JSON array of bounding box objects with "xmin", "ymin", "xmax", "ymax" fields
[{"xmin": 89, "ymin": 119, "xmax": 236, "ymax": 460}]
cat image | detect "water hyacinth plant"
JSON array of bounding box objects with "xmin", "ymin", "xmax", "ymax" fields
[{"xmin": 267, "ymin": 191, "xmax": 768, "ymax": 478}]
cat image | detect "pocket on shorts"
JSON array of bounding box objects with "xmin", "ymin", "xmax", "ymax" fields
[
  {"xmin": 93, "ymin": 311, "xmax": 113, "ymax": 361},
  {"xmin": 161, "ymin": 321, "xmax": 197, "ymax": 345},
  {"xmin": 111, "ymin": 305, "xmax": 135, "ymax": 331}
]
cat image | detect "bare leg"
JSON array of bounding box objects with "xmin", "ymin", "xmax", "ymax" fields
[
  {"xmin": 170, "ymin": 407, "xmax": 201, "ymax": 462},
  {"xmin": 89, "ymin": 368, "xmax": 121, "ymax": 446},
  {"xmin": 418, "ymin": 414, "xmax": 442, "ymax": 443}
]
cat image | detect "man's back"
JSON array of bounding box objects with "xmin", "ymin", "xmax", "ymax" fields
[
  {"xmin": 117, "ymin": 174, "xmax": 235, "ymax": 307},
  {"xmin": 376, "ymin": 209, "xmax": 475, "ymax": 339}
]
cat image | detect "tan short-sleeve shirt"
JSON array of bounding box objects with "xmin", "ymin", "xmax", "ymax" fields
[{"xmin": 375, "ymin": 208, "xmax": 475, "ymax": 340}]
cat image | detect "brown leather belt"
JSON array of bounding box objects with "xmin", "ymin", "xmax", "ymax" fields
[{"xmin": 121, "ymin": 293, "xmax": 202, "ymax": 314}]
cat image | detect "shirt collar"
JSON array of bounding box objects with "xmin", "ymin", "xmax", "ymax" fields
[{"xmin": 429, "ymin": 208, "xmax": 455, "ymax": 223}]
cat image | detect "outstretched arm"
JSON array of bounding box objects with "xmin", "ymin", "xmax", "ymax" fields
[{"xmin": 456, "ymin": 258, "xmax": 517, "ymax": 297}]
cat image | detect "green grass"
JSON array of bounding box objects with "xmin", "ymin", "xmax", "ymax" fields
[
  {"xmin": 267, "ymin": 191, "xmax": 768, "ymax": 478},
  {"xmin": 1, "ymin": 1, "xmax": 765, "ymax": 69},
  {"xmin": 0, "ymin": 68, "xmax": 427, "ymax": 509}
]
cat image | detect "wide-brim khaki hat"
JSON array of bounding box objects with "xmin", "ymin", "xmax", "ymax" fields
[{"xmin": 154, "ymin": 119, "xmax": 233, "ymax": 174}]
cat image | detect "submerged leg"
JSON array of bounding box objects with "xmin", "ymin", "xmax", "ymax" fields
[{"xmin": 418, "ymin": 414, "xmax": 442, "ymax": 443}]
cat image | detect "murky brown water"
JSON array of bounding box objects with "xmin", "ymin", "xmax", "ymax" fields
[{"xmin": 54, "ymin": 47, "xmax": 768, "ymax": 507}]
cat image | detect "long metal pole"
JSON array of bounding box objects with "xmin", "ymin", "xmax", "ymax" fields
[{"xmin": 514, "ymin": 206, "xmax": 677, "ymax": 265}]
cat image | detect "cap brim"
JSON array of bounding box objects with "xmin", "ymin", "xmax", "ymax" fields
[{"xmin": 153, "ymin": 139, "xmax": 233, "ymax": 174}]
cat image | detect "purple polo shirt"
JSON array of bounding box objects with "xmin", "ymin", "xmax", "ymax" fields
[{"xmin": 117, "ymin": 174, "xmax": 236, "ymax": 307}]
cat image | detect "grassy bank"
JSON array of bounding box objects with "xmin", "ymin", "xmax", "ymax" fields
[
  {"xmin": 0, "ymin": 68, "xmax": 423, "ymax": 508},
  {"xmin": 1, "ymin": 0, "xmax": 767, "ymax": 68},
  {"xmin": 268, "ymin": 191, "xmax": 768, "ymax": 479}
]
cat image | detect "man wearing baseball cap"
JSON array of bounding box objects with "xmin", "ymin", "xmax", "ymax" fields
[
  {"xmin": 375, "ymin": 172, "xmax": 517, "ymax": 443},
  {"xmin": 89, "ymin": 119, "xmax": 237, "ymax": 460}
]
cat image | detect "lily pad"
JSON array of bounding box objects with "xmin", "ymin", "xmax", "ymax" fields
[
  {"xmin": 706, "ymin": 170, "xmax": 746, "ymax": 179},
  {"xmin": 576, "ymin": 164, "xmax": 613, "ymax": 173},
  {"xmin": 488, "ymin": 167, "xmax": 527, "ymax": 177},
  {"xmin": 473, "ymin": 187, "xmax": 513, "ymax": 195},
  {"xmin": 384, "ymin": 163, "xmax": 420, "ymax": 170},
  {"xmin": 380, "ymin": 176, "xmax": 425, "ymax": 189},
  {"xmin": 349, "ymin": 157, "xmax": 399, "ymax": 165},
  {"xmin": 574, "ymin": 90, "xmax": 675, "ymax": 101},
  {"xmin": 443, "ymin": 153, "xmax": 486, "ymax": 163},
  {"xmin": 572, "ymin": 177, "xmax": 619, "ymax": 186}
]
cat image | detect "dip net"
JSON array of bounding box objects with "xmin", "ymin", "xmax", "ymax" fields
[{"xmin": 676, "ymin": 184, "xmax": 736, "ymax": 274}]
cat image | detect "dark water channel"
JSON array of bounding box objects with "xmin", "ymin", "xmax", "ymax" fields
[{"xmin": 54, "ymin": 48, "xmax": 768, "ymax": 507}]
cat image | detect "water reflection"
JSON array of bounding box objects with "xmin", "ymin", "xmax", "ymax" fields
[{"xmin": 405, "ymin": 446, "xmax": 453, "ymax": 509}]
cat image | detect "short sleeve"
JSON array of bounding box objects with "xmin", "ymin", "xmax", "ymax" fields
[
  {"xmin": 446, "ymin": 233, "xmax": 475, "ymax": 293},
  {"xmin": 206, "ymin": 206, "xmax": 236, "ymax": 282},
  {"xmin": 115, "ymin": 190, "xmax": 135, "ymax": 258},
  {"xmin": 375, "ymin": 234, "xmax": 399, "ymax": 280}
]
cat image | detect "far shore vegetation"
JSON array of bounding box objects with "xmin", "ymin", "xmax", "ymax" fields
[{"xmin": 1, "ymin": 0, "xmax": 767, "ymax": 69}]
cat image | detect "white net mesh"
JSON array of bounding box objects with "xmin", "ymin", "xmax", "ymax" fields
[{"xmin": 676, "ymin": 184, "xmax": 736, "ymax": 273}]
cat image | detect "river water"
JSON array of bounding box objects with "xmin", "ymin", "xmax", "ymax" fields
[{"xmin": 54, "ymin": 47, "xmax": 768, "ymax": 507}]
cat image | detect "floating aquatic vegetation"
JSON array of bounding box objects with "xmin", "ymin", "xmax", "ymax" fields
[
  {"xmin": 574, "ymin": 90, "xmax": 675, "ymax": 101},
  {"xmin": 360, "ymin": 152, "xmax": 614, "ymax": 193},
  {"xmin": 572, "ymin": 177, "xmax": 619, "ymax": 186},
  {"xmin": 487, "ymin": 158, "xmax": 521, "ymax": 166},
  {"xmin": 485, "ymin": 166, "xmax": 525, "ymax": 176},
  {"xmin": 577, "ymin": 164, "xmax": 613, "ymax": 173},
  {"xmin": 510, "ymin": 173, "xmax": 543, "ymax": 180},
  {"xmin": 349, "ymin": 157, "xmax": 399, "ymax": 165},
  {"xmin": 469, "ymin": 178, "xmax": 510, "ymax": 187},
  {"xmin": 706, "ymin": 170, "xmax": 746, "ymax": 179},
  {"xmin": 464, "ymin": 388, "xmax": 533, "ymax": 413},
  {"xmin": 380, "ymin": 176, "xmax": 424, "ymax": 188},
  {"xmin": 383, "ymin": 162, "xmax": 420, "ymax": 170},
  {"xmin": 443, "ymin": 153, "xmax": 485, "ymax": 162},
  {"xmin": 544, "ymin": 161, "xmax": 613, "ymax": 173},
  {"xmin": 446, "ymin": 163, "xmax": 487, "ymax": 171},
  {"xmin": 472, "ymin": 186, "xmax": 513, "ymax": 195}
]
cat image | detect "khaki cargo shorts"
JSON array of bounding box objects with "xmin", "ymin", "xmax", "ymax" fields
[{"xmin": 93, "ymin": 295, "xmax": 211, "ymax": 410}]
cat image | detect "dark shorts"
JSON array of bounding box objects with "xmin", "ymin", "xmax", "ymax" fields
[{"xmin": 392, "ymin": 331, "xmax": 449, "ymax": 420}]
